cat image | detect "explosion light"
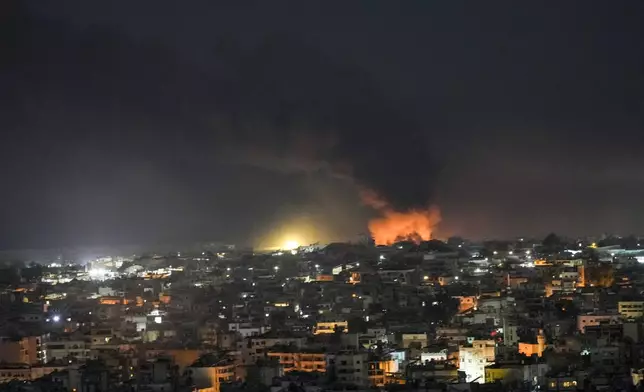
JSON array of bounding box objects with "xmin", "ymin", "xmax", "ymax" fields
[
  {"xmin": 283, "ymin": 240, "xmax": 299, "ymax": 251},
  {"xmin": 88, "ymin": 268, "xmax": 109, "ymax": 280},
  {"xmin": 362, "ymin": 190, "xmax": 440, "ymax": 245}
]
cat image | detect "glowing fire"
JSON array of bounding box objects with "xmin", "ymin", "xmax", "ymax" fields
[
  {"xmin": 283, "ymin": 240, "xmax": 300, "ymax": 250},
  {"xmin": 362, "ymin": 190, "xmax": 441, "ymax": 245}
]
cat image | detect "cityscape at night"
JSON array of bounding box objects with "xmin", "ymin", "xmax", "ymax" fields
[{"xmin": 3, "ymin": 1, "xmax": 644, "ymax": 391}]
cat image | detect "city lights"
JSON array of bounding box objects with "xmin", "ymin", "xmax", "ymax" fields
[{"xmin": 4, "ymin": 4, "xmax": 641, "ymax": 389}]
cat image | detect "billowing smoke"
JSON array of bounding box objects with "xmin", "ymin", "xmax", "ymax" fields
[
  {"xmin": 2, "ymin": 4, "xmax": 440, "ymax": 245},
  {"xmin": 362, "ymin": 190, "xmax": 441, "ymax": 245},
  {"xmin": 215, "ymin": 35, "xmax": 441, "ymax": 238}
]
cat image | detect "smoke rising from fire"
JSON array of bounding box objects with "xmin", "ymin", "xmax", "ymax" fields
[
  {"xmin": 2, "ymin": 6, "xmax": 441, "ymax": 246},
  {"xmin": 362, "ymin": 190, "xmax": 441, "ymax": 245}
]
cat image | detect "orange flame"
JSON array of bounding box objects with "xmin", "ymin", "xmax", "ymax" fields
[{"xmin": 361, "ymin": 190, "xmax": 441, "ymax": 245}]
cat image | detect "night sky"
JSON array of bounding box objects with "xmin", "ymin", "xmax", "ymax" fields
[{"xmin": 2, "ymin": 1, "xmax": 644, "ymax": 249}]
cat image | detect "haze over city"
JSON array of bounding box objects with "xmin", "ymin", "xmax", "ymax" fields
[
  {"xmin": 3, "ymin": 1, "xmax": 644, "ymax": 250},
  {"xmin": 7, "ymin": 2, "xmax": 644, "ymax": 392}
]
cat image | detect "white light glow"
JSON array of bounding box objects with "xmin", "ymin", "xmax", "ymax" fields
[
  {"xmin": 88, "ymin": 268, "xmax": 109, "ymax": 281},
  {"xmin": 283, "ymin": 240, "xmax": 299, "ymax": 251}
]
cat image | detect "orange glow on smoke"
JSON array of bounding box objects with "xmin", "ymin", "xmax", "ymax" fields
[{"xmin": 362, "ymin": 190, "xmax": 441, "ymax": 245}]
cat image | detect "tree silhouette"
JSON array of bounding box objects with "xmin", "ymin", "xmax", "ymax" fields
[{"xmin": 542, "ymin": 233, "xmax": 564, "ymax": 254}]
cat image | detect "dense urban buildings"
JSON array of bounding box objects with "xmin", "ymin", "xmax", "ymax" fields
[
  {"xmin": 0, "ymin": 235, "xmax": 644, "ymax": 391},
  {"xmin": 5, "ymin": 0, "xmax": 644, "ymax": 391}
]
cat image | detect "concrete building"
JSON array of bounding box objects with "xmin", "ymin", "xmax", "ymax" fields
[
  {"xmin": 504, "ymin": 325, "xmax": 520, "ymax": 347},
  {"xmin": 47, "ymin": 340, "xmax": 91, "ymax": 363},
  {"xmin": 618, "ymin": 301, "xmax": 644, "ymax": 319},
  {"xmin": 228, "ymin": 322, "xmax": 269, "ymax": 338},
  {"xmin": 187, "ymin": 356, "xmax": 235, "ymax": 392},
  {"xmin": 485, "ymin": 362, "xmax": 549, "ymax": 385},
  {"xmin": 577, "ymin": 313, "xmax": 621, "ymax": 333},
  {"xmin": 421, "ymin": 349, "xmax": 448, "ymax": 363},
  {"xmin": 328, "ymin": 351, "xmax": 368, "ymax": 386},
  {"xmin": 453, "ymin": 296, "xmax": 478, "ymax": 313},
  {"xmin": 435, "ymin": 327, "xmax": 469, "ymax": 344},
  {"xmin": 0, "ymin": 337, "xmax": 29, "ymax": 364},
  {"xmin": 401, "ymin": 333, "xmax": 427, "ymax": 349},
  {"xmin": 459, "ymin": 340, "xmax": 496, "ymax": 383},
  {"xmin": 518, "ymin": 330, "xmax": 546, "ymax": 357},
  {"xmin": 240, "ymin": 332, "xmax": 306, "ymax": 365},
  {"xmin": 368, "ymin": 357, "xmax": 397, "ymax": 386},
  {"xmin": 314, "ymin": 321, "xmax": 348, "ymax": 335},
  {"xmin": 266, "ymin": 348, "xmax": 326, "ymax": 373},
  {"xmin": 407, "ymin": 363, "xmax": 461, "ymax": 384}
]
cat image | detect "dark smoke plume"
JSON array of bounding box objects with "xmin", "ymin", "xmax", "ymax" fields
[
  {"xmin": 1, "ymin": 3, "xmax": 438, "ymax": 246},
  {"xmin": 212, "ymin": 34, "xmax": 437, "ymax": 210}
]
